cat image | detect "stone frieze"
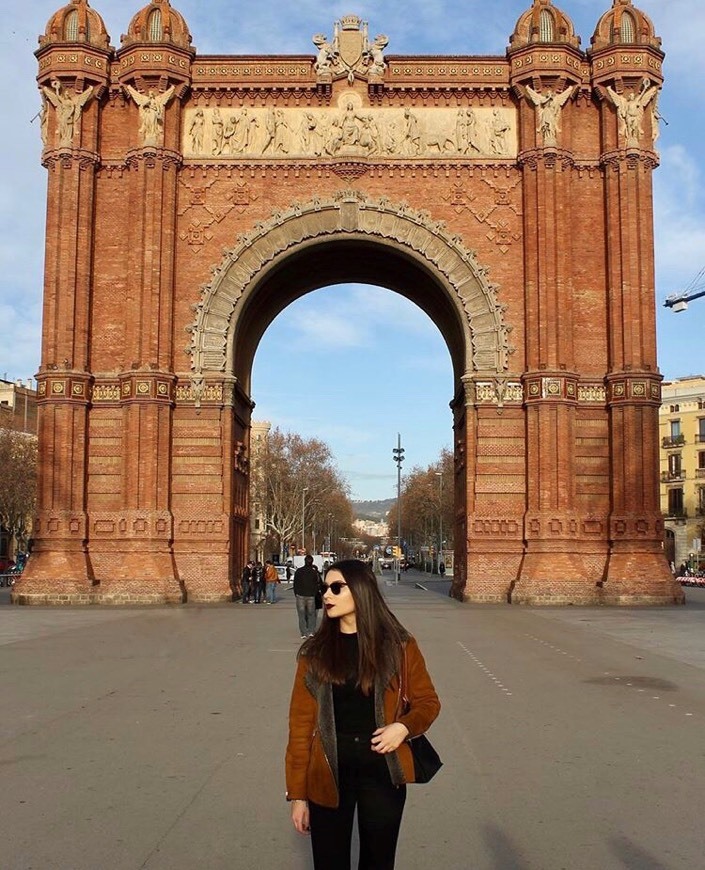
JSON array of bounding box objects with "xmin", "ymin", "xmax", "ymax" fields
[{"xmin": 183, "ymin": 94, "xmax": 517, "ymax": 161}]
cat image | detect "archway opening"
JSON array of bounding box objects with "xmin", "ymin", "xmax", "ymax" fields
[{"xmin": 248, "ymin": 280, "xmax": 457, "ymax": 577}]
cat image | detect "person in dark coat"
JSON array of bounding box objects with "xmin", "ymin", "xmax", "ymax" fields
[{"xmin": 293, "ymin": 555, "xmax": 320, "ymax": 638}]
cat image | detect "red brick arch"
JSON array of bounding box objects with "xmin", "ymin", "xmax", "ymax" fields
[{"xmin": 16, "ymin": 5, "xmax": 682, "ymax": 606}]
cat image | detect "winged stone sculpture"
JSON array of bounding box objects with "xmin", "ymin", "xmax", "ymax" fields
[
  {"xmin": 125, "ymin": 85, "xmax": 176, "ymax": 146},
  {"xmin": 525, "ymin": 84, "xmax": 575, "ymax": 147},
  {"xmin": 42, "ymin": 79, "xmax": 94, "ymax": 148}
]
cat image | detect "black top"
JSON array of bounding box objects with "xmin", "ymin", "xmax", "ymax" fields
[
  {"xmin": 293, "ymin": 564, "xmax": 320, "ymax": 596},
  {"xmin": 332, "ymin": 633, "xmax": 377, "ymax": 736}
]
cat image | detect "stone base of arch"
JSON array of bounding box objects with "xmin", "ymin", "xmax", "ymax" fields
[{"xmin": 600, "ymin": 550, "xmax": 685, "ymax": 606}]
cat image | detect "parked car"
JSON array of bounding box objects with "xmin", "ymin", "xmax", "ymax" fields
[
  {"xmin": 276, "ymin": 565, "xmax": 293, "ymax": 583},
  {"xmin": 379, "ymin": 557, "xmax": 393, "ymax": 570}
]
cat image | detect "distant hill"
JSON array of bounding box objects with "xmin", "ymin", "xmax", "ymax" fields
[{"xmin": 352, "ymin": 499, "xmax": 395, "ymax": 520}]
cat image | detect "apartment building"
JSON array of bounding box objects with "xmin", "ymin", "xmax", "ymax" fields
[{"xmin": 660, "ymin": 376, "xmax": 705, "ymax": 570}]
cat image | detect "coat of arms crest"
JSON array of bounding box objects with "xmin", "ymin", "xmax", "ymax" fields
[{"xmin": 313, "ymin": 16, "xmax": 389, "ymax": 85}]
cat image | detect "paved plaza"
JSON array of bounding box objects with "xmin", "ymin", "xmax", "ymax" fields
[{"xmin": 1, "ymin": 576, "xmax": 704, "ymax": 869}]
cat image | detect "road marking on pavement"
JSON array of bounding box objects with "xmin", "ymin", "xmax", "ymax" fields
[
  {"xmin": 524, "ymin": 634, "xmax": 582, "ymax": 663},
  {"xmin": 457, "ymin": 642, "xmax": 513, "ymax": 697},
  {"xmin": 603, "ymin": 672, "xmax": 697, "ymax": 719}
]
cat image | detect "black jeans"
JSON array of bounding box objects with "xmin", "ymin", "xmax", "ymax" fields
[{"xmin": 309, "ymin": 734, "xmax": 406, "ymax": 870}]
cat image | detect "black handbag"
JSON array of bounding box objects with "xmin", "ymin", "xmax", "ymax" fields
[
  {"xmin": 400, "ymin": 645, "xmax": 443, "ymax": 783},
  {"xmin": 408, "ymin": 733, "xmax": 443, "ymax": 783}
]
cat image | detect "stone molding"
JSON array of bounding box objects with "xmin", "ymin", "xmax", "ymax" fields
[{"xmin": 188, "ymin": 191, "xmax": 514, "ymax": 377}]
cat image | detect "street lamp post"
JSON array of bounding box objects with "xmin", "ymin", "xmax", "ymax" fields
[
  {"xmin": 392, "ymin": 434, "xmax": 405, "ymax": 585},
  {"xmin": 301, "ymin": 486, "xmax": 308, "ymax": 552},
  {"xmin": 435, "ymin": 471, "xmax": 443, "ymax": 574}
]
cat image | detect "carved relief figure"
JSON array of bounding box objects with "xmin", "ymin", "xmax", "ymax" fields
[
  {"xmin": 490, "ymin": 109, "xmax": 510, "ymax": 155},
  {"xmin": 273, "ymin": 110, "xmax": 291, "ymax": 153},
  {"xmin": 525, "ymin": 85, "xmax": 575, "ymax": 147},
  {"xmin": 231, "ymin": 108, "xmax": 259, "ymax": 153},
  {"xmin": 607, "ymin": 80, "xmax": 659, "ymax": 148},
  {"xmin": 367, "ymin": 34, "xmax": 388, "ymax": 76},
  {"xmin": 341, "ymin": 101, "xmax": 363, "ymax": 146},
  {"xmin": 361, "ymin": 115, "xmax": 382, "ymax": 154},
  {"xmin": 261, "ymin": 108, "xmax": 277, "ymax": 154},
  {"xmin": 189, "ymin": 108, "xmax": 205, "ymax": 153},
  {"xmin": 125, "ymin": 85, "xmax": 175, "ymax": 146},
  {"xmin": 402, "ymin": 108, "xmax": 422, "ymax": 156},
  {"xmin": 299, "ymin": 112, "xmax": 322, "ymax": 155},
  {"xmin": 42, "ymin": 79, "xmax": 94, "ymax": 148},
  {"xmin": 384, "ymin": 120, "xmax": 398, "ymax": 155},
  {"xmin": 211, "ymin": 107, "xmax": 225, "ymax": 156}
]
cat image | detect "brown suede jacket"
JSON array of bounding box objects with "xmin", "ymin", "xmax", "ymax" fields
[{"xmin": 285, "ymin": 636, "xmax": 440, "ymax": 808}]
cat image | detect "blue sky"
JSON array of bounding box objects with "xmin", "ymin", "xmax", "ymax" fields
[{"xmin": 1, "ymin": 1, "xmax": 703, "ymax": 500}]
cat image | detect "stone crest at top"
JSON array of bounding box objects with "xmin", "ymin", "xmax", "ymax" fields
[{"xmin": 313, "ymin": 15, "xmax": 388, "ymax": 85}]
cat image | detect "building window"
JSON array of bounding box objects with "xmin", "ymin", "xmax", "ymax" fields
[
  {"xmin": 697, "ymin": 418, "xmax": 705, "ymax": 443},
  {"xmin": 148, "ymin": 9, "xmax": 162, "ymax": 41},
  {"xmin": 539, "ymin": 10, "xmax": 555, "ymax": 42},
  {"xmin": 620, "ymin": 12, "xmax": 636, "ymax": 43},
  {"xmin": 670, "ymin": 420, "xmax": 681, "ymax": 439},
  {"xmin": 699, "ymin": 488, "xmax": 705, "ymax": 515},
  {"xmin": 668, "ymin": 488, "xmax": 684, "ymax": 516},
  {"xmin": 668, "ymin": 454, "xmax": 682, "ymax": 477},
  {"xmin": 698, "ymin": 452, "xmax": 705, "ymax": 470},
  {"xmin": 698, "ymin": 399, "xmax": 705, "ymax": 410},
  {"xmin": 64, "ymin": 9, "xmax": 79, "ymax": 41},
  {"xmin": 669, "ymin": 404, "xmax": 680, "ymax": 413}
]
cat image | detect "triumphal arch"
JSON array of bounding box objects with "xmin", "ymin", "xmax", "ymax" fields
[{"xmin": 15, "ymin": 0, "xmax": 684, "ymax": 605}]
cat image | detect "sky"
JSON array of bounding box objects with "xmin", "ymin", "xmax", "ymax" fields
[{"xmin": 1, "ymin": 0, "xmax": 703, "ymax": 500}]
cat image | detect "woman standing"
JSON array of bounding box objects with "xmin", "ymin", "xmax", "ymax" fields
[{"xmin": 285, "ymin": 559, "xmax": 440, "ymax": 869}]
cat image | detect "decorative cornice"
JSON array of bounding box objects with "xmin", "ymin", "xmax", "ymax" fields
[{"xmin": 125, "ymin": 147, "xmax": 183, "ymax": 170}]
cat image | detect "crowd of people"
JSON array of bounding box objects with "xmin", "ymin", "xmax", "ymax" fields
[{"xmin": 232, "ymin": 559, "xmax": 284, "ymax": 604}]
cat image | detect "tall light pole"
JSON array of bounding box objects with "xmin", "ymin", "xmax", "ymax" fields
[
  {"xmin": 392, "ymin": 434, "xmax": 405, "ymax": 585},
  {"xmin": 435, "ymin": 471, "xmax": 443, "ymax": 574},
  {"xmin": 301, "ymin": 486, "xmax": 308, "ymax": 552}
]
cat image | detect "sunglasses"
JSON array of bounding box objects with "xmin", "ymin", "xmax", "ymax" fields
[{"xmin": 322, "ymin": 581, "xmax": 348, "ymax": 595}]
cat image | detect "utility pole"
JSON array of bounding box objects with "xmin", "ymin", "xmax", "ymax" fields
[{"xmin": 392, "ymin": 434, "xmax": 405, "ymax": 585}]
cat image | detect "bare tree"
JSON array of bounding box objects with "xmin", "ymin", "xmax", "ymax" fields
[
  {"xmin": 0, "ymin": 423, "xmax": 37, "ymax": 554},
  {"xmin": 251, "ymin": 428, "xmax": 353, "ymax": 561}
]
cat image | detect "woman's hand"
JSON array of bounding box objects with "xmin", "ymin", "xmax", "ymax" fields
[
  {"xmin": 371, "ymin": 722, "xmax": 409, "ymax": 754},
  {"xmin": 291, "ymin": 799, "xmax": 310, "ymax": 834}
]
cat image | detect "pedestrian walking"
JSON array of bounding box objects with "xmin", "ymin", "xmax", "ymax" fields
[
  {"xmin": 251, "ymin": 561, "xmax": 265, "ymax": 604},
  {"xmin": 293, "ymin": 555, "xmax": 320, "ymax": 638},
  {"xmin": 265, "ymin": 560, "xmax": 280, "ymax": 603},
  {"xmin": 240, "ymin": 561, "xmax": 254, "ymax": 603},
  {"xmin": 285, "ymin": 559, "xmax": 441, "ymax": 870}
]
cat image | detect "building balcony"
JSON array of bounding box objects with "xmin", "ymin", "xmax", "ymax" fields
[
  {"xmin": 662, "ymin": 434, "xmax": 686, "ymax": 448},
  {"xmin": 696, "ymin": 434, "xmax": 705, "ymax": 444},
  {"xmin": 696, "ymin": 469, "xmax": 705, "ymax": 479},
  {"xmin": 661, "ymin": 471, "xmax": 685, "ymax": 483},
  {"xmin": 665, "ymin": 509, "xmax": 688, "ymax": 521}
]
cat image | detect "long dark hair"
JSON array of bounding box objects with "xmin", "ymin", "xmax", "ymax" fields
[{"xmin": 300, "ymin": 559, "xmax": 409, "ymax": 694}]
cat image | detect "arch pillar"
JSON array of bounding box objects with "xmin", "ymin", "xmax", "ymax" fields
[{"xmin": 455, "ymin": 375, "xmax": 525, "ymax": 603}]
